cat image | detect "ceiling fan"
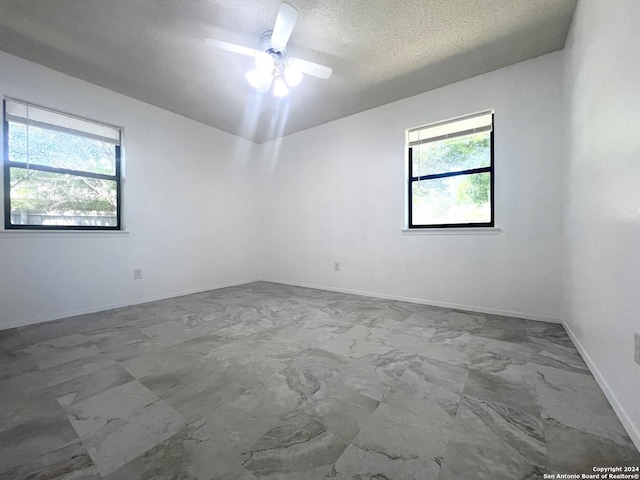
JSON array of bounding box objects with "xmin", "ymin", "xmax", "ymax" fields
[{"xmin": 206, "ymin": 2, "xmax": 332, "ymax": 98}]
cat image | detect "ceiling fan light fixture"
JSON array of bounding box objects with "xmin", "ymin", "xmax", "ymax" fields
[
  {"xmin": 207, "ymin": 3, "xmax": 332, "ymax": 99},
  {"xmin": 245, "ymin": 68, "xmax": 261, "ymax": 88},
  {"xmin": 245, "ymin": 68, "xmax": 273, "ymax": 93},
  {"xmin": 254, "ymin": 52, "xmax": 275, "ymax": 73},
  {"xmin": 273, "ymin": 77, "xmax": 289, "ymax": 97},
  {"xmin": 284, "ymin": 65, "xmax": 303, "ymax": 87}
]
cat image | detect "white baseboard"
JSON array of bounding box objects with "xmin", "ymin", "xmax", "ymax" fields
[
  {"xmin": 263, "ymin": 278, "xmax": 563, "ymax": 324},
  {"xmin": 562, "ymin": 321, "xmax": 640, "ymax": 451},
  {"xmin": 2, "ymin": 278, "xmax": 561, "ymax": 331},
  {"xmin": 1, "ymin": 278, "xmax": 262, "ymax": 331}
]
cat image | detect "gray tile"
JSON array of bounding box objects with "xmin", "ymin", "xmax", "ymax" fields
[
  {"xmin": 140, "ymin": 319, "xmax": 202, "ymax": 347},
  {"xmin": 165, "ymin": 333, "xmax": 229, "ymax": 359},
  {"xmin": 0, "ymin": 411, "xmax": 98, "ymax": 480},
  {"xmin": 172, "ymin": 303, "xmax": 238, "ymax": 328},
  {"xmin": 91, "ymin": 328, "xmax": 152, "ymax": 354},
  {"xmin": 138, "ymin": 363, "xmax": 247, "ymax": 422},
  {"xmin": 239, "ymin": 413, "xmax": 347, "ymax": 479},
  {"xmin": 200, "ymin": 332, "xmax": 309, "ymax": 368},
  {"xmin": 406, "ymin": 355, "xmax": 469, "ymax": 394},
  {"xmin": 50, "ymin": 364, "xmax": 135, "ymax": 408},
  {"xmin": 331, "ymin": 444, "xmax": 440, "ymax": 480},
  {"xmin": 41, "ymin": 353, "xmax": 118, "ymax": 387},
  {"xmin": 419, "ymin": 342, "xmax": 471, "ymax": 368},
  {"xmin": 17, "ymin": 308, "xmax": 165, "ymax": 346},
  {"xmin": 534, "ymin": 364, "xmax": 630, "ymax": 445},
  {"xmin": 302, "ymin": 387, "xmax": 380, "ymax": 446},
  {"xmin": 1, "ymin": 456, "xmax": 100, "ymax": 480},
  {"xmin": 102, "ymin": 409, "xmax": 267, "ymax": 480},
  {"xmin": 196, "ymin": 308, "xmax": 280, "ymax": 339},
  {"xmin": 431, "ymin": 326, "xmax": 528, "ymax": 347},
  {"xmin": 100, "ymin": 335, "xmax": 164, "ymax": 362},
  {"xmin": 544, "ymin": 419, "xmax": 640, "ymax": 474},
  {"xmin": 382, "ymin": 325, "xmax": 437, "ymax": 356},
  {"xmin": 384, "ymin": 369, "xmax": 461, "ymax": 422},
  {"xmin": 220, "ymin": 366, "xmax": 306, "ymax": 425},
  {"xmin": 476, "ymin": 327, "xmax": 529, "ymax": 344},
  {"xmin": 291, "ymin": 348, "xmax": 392, "ymax": 402},
  {"xmin": 463, "ymin": 364, "xmax": 540, "ymax": 417},
  {"xmin": 0, "ymin": 370, "xmax": 60, "ymax": 432},
  {"xmin": 344, "ymin": 403, "xmax": 446, "ymax": 478},
  {"xmin": 433, "ymin": 311, "xmax": 488, "ymax": 332},
  {"xmin": 0, "ymin": 328, "xmax": 25, "ymax": 350},
  {"xmin": 321, "ymin": 324, "xmax": 393, "ymax": 359},
  {"xmin": 526, "ymin": 322, "xmax": 572, "ymax": 348},
  {"xmin": 27, "ymin": 334, "xmax": 101, "ymax": 369},
  {"xmin": 359, "ymin": 349, "xmax": 426, "ymax": 385},
  {"xmin": 351, "ymin": 402, "xmax": 448, "ymax": 464},
  {"xmin": 403, "ymin": 308, "xmax": 448, "ymax": 326},
  {"xmin": 463, "ymin": 336, "xmax": 541, "ymax": 373},
  {"xmin": 65, "ymin": 380, "xmax": 185, "ymax": 475},
  {"xmin": 436, "ymin": 311, "xmax": 527, "ymax": 333},
  {"xmin": 1, "ymin": 283, "xmax": 635, "ymax": 479},
  {"xmin": 348, "ymin": 302, "xmax": 414, "ymax": 329},
  {"xmin": 79, "ymin": 306, "xmax": 170, "ymax": 331},
  {"xmin": 431, "ymin": 328, "xmax": 531, "ymax": 354},
  {"xmin": 79, "ymin": 398, "xmax": 184, "ymax": 476},
  {"xmin": 0, "ymin": 347, "xmax": 39, "ymax": 381},
  {"xmin": 528, "ymin": 335, "xmax": 590, "ymax": 375},
  {"xmin": 481, "ymin": 313, "xmax": 528, "ymax": 331},
  {"xmin": 119, "ymin": 348, "xmax": 193, "ymax": 379},
  {"xmin": 438, "ymin": 395, "xmax": 549, "ymax": 479},
  {"xmin": 255, "ymin": 464, "xmax": 335, "ymax": 480},
  {"xmin": 271, "ymin": 317, "xmax": 354, "ymax": 348},
  {"xmin": 18, "ymin": 317, "xmax": 90, "ymax": 345}
]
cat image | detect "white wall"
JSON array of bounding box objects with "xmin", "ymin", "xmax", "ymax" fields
[
  {"xmin": 562, "ymin": 0, "xmax": 640, "ymax": 446},
  {"xmin": 0, "ymin": 52, "xmax": 261, "ymax": 329},
  {"xmin": 259, "ymin": 52, "xmax": 565, "ymax": 322}
]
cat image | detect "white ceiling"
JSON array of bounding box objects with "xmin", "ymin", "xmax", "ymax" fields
[{"xmin": 0, "ymin": 0, "xmax": 577, "ymax": 143}]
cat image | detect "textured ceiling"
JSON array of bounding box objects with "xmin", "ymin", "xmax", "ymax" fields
[{"xmin": 0, "ymin": 0, "xmax": 577, "ymax": 143}]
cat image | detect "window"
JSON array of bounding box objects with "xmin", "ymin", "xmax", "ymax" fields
[
  {"xmin": 3, "ymin": 98, "xmax": 122, "ymax": 230},
  {"xmin": 407, "ymin": 111, "xmax": 494, "ymax": 228}
]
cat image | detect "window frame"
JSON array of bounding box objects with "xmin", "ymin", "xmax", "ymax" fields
[
  {"xmin": 2, "ymin": 98, "xmax": 122, "ymax": 231},
  {"xmin": 407, "ymin": 112, "xmax": 495, "ymax": 229}
]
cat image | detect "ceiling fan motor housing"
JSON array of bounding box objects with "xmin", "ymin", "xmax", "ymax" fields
[{"xmin": 260, "ymin": 31, "xmax": 283, "ymax": 56}]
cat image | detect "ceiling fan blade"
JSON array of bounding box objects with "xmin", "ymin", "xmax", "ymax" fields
[
  {"xmin": 287, "ymin": 57, "xmax": 333, "ymax": 80},
  {"xmin": 270, "ymin": 3, "xmax": 298, "ymax": 51},
  {"xmin": 205, "ymin": 38, "xmax": 260, "ymax": 57}
]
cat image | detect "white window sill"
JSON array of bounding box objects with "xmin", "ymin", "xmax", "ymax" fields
[
  {"xmin": 402, "ymin": 227, "xmax": 501, "ymax": 235},
  {"xmin": 0, "ymin": 230, "xmax": 130, "ymax": 239}
]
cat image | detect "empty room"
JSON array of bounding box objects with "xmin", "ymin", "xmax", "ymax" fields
[{"xmin": 0, "ymin": 0, "xmax": 639, "ymax": 478}]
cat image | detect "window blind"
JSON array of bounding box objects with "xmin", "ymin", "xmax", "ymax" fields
[
  {"xmin": 408, "ymin": 111, "xmax": 493, "ymax": 147},
  {"xmin": 5, "ymin": 98, "xmax": 121, "ymax": 145}
]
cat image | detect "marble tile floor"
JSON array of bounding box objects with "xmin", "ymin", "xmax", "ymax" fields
[{"xmin": 0, "ymin": 281, "xmax": 638, "ymax": 479}]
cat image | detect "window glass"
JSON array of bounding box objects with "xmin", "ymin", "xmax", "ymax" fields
[
  {"xmin": 412, "ymin": 132, "xmax": 490, "ymax": 178},
  {"xmin": 8, "ymin": 168, "xmax": 118, "ymax": 227},
  {"xmin": 408, "ymin": 112, "xmax": 493, "ymax": 228},
  {"xmin": 8, "ymin": 123, "xmax": 116, "ymax": 175},
  {"xmin": 4, "ymin": 98, "xmax": 121, "ymax": 230},
  {"xmin": 411, "ymin": 173, "xmax": 491, "ymax": 226}
]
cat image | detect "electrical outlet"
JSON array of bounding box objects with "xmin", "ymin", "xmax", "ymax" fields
[
  {"xmin": 334, "ymin": 262, "xmax": 340, "ymax": 272},
  {"xmin": 635, "ymin": 333, "xmax": 640, "ymax": 366},
  {"xmin": 133, "ymin": 268, "xmax": 143, "ymax": 280}
]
